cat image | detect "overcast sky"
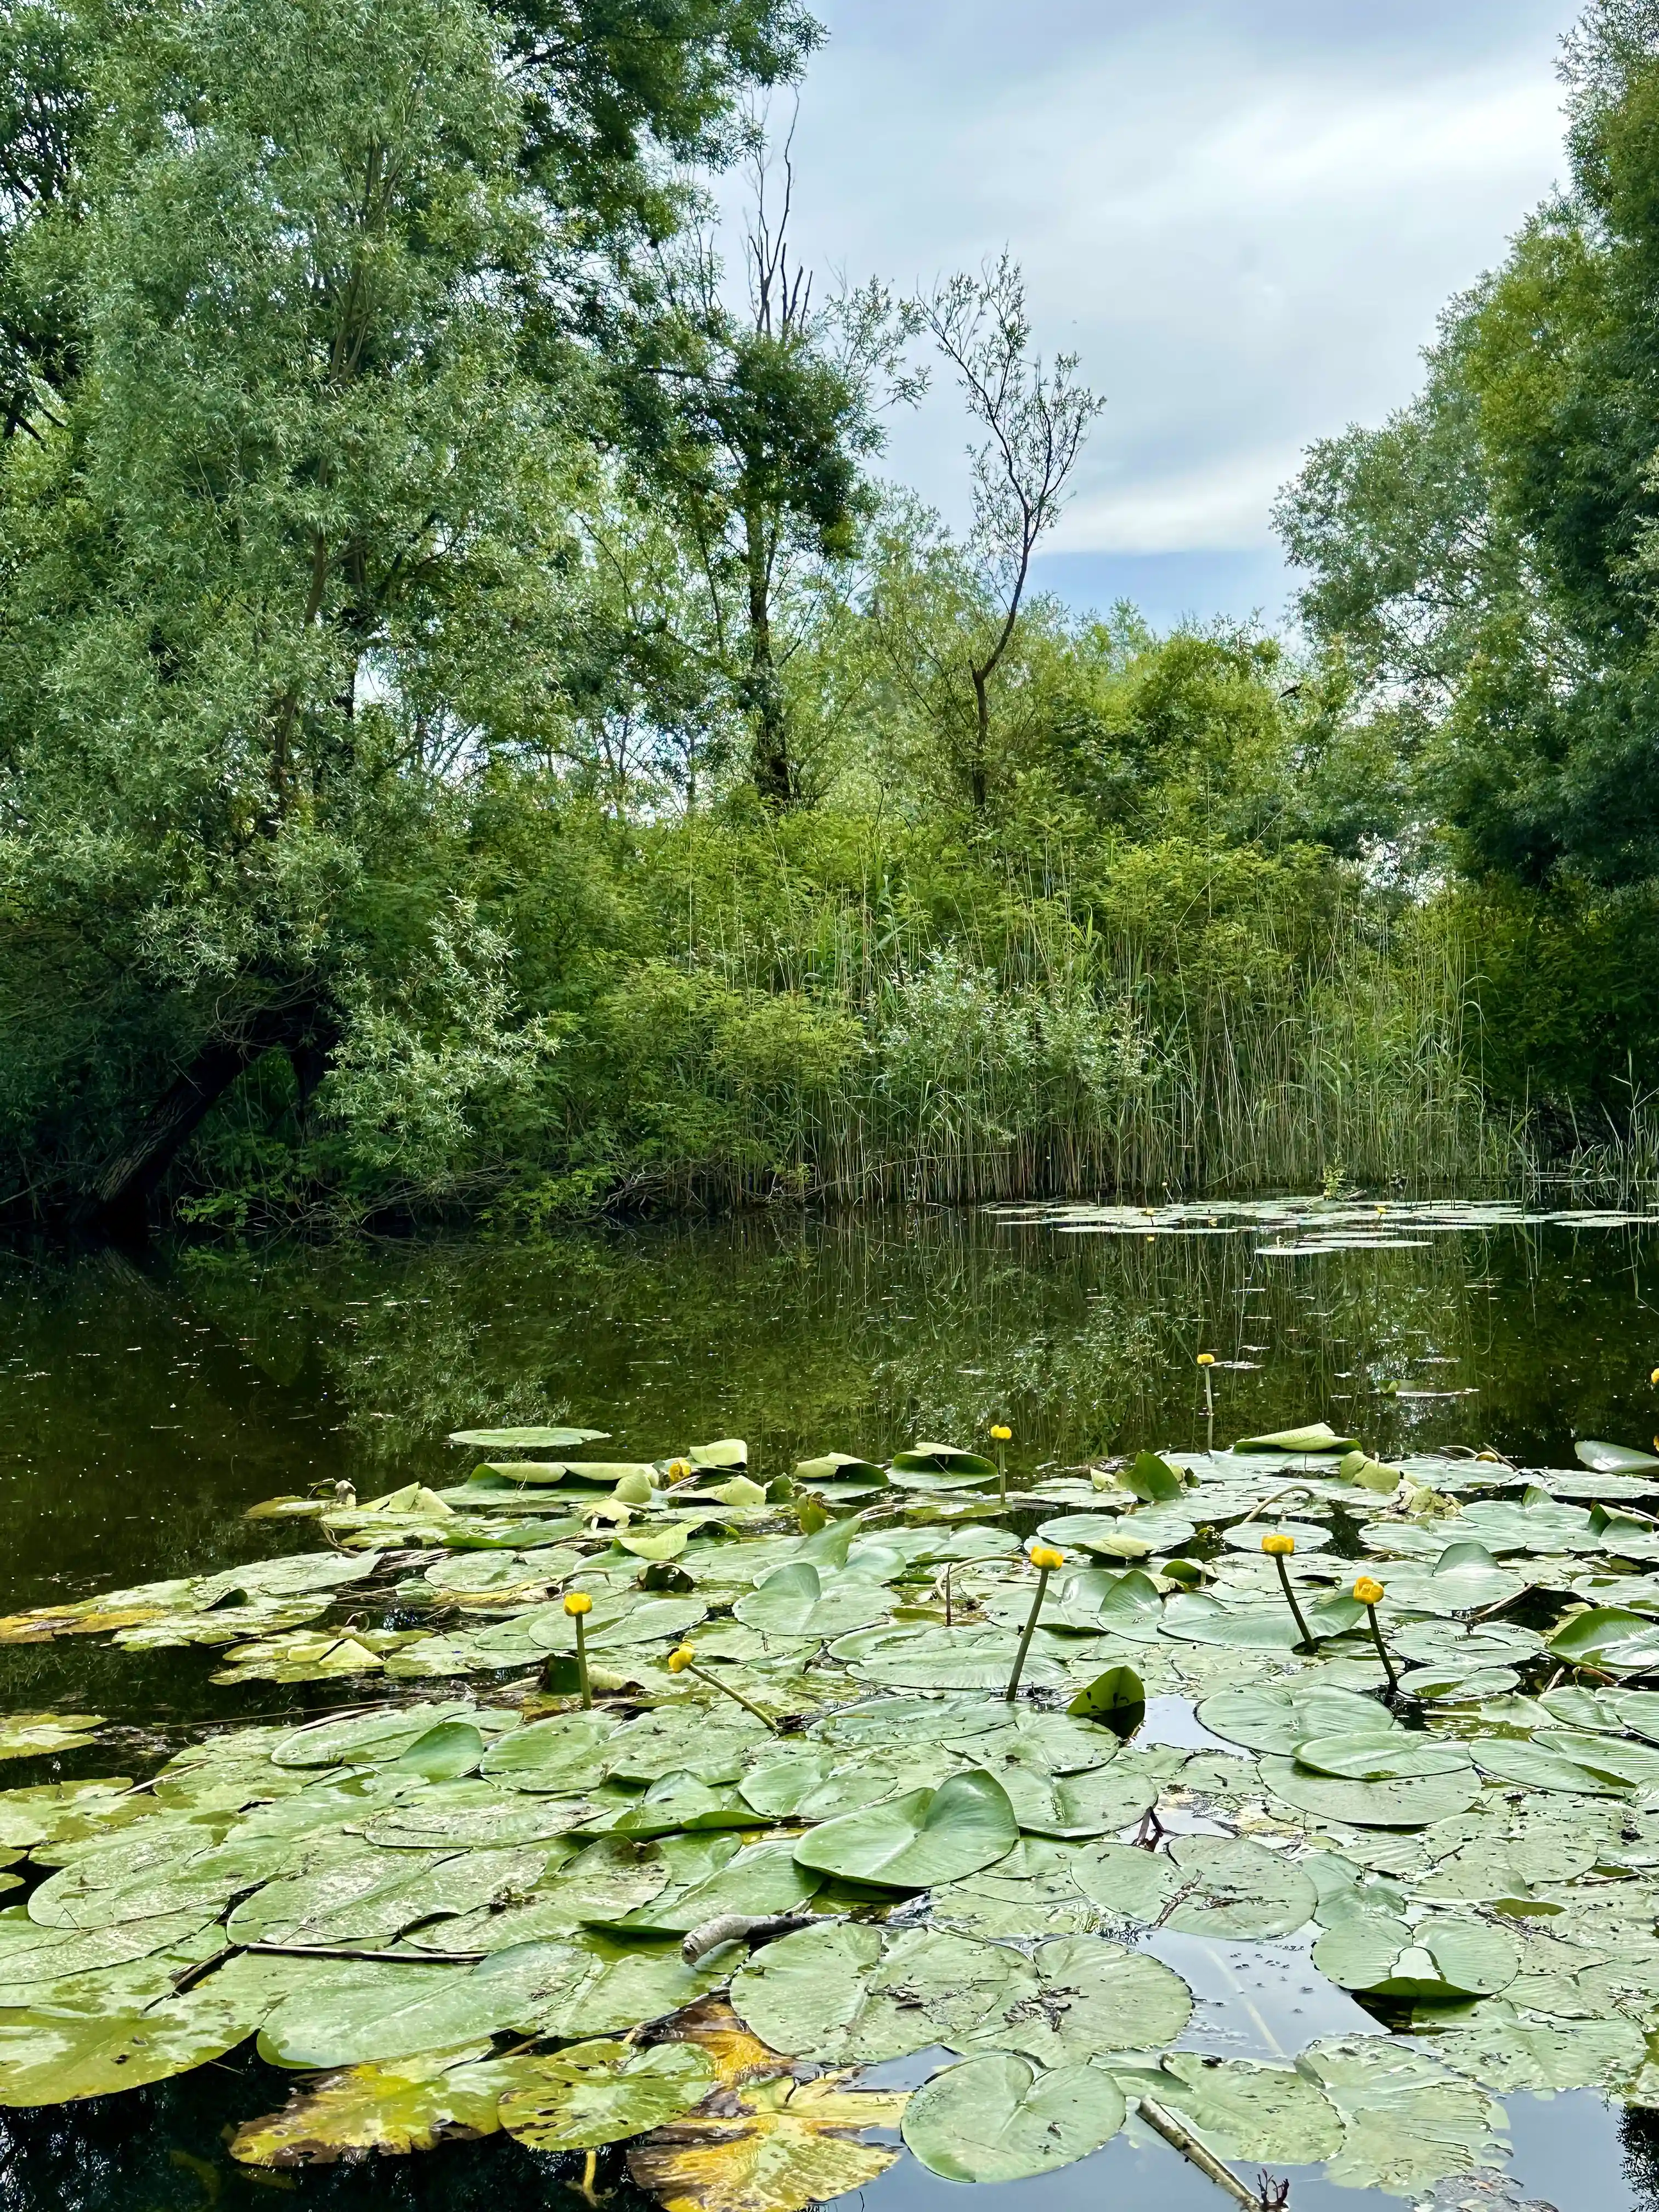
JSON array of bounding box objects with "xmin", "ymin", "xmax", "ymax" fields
[{"xmin": 736, "ymin": 0, "xmax": 1582, "ymax": 629}]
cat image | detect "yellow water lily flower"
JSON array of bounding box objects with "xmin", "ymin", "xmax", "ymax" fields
[
  {"xmin": 1353, "ymin": 1576, "xmax": 1385, "ymax": 1607},
  {"xmin": 1197, "ymin": 1353, "xmax": 1216, "ymax": 1369},
  {"xmin": 1028, "ymin": 1544, "xmax": 1065, "ymax": 1571},
  {"xmin": 668, "ymin": 1645, "xmax": 695, "ymax": 1674},
  {"xmin": 1261, "ymin": 1533, "xmax": 1295, "ymax": 1558},
  {"xmin": 563, "ymin": 1590, "xmax": 594, "ymax": 1617},
  {"xmin": 990, "ymin": 1424, "xmax": 1012, "ymax": 1443}
]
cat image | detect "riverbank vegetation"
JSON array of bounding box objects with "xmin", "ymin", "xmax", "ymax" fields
[{"xmin": 3, "ymin": 0, "xmax": 1659, "ymax": 1232}]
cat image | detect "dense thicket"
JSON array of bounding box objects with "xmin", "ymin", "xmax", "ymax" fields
[{"xmin": 0, "ymin": 0, "xmax": 1649, "ymax": 1232}]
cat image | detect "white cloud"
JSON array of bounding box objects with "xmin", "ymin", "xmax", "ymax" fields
[{"xmin": 742, "ymin": 2, "xmax": 1578, "ymax": 566}]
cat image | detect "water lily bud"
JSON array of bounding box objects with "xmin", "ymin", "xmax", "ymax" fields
[
  {"xmin": 1029, "ymin": 1544, "xmax": 1065, "ymax": 1571},
  {"xmin": 1353, "ymin": 1576, "xmax": 1385, "ymax": 1607},
  {"xmin": 563, "ymin": 1591, "xmax": 593, "ymax": 1617},
  {"xmin": 990, "ymin": 1424, "xmax": 1012, "ymax": 1443},
  {"xmin": 667, "ymin": 1645, "xmax": 695, "ymax": 1674},
  {"xmin": 665, "ymin": 1459, "xmax": 693, "ymax": 1485},
  {"xmin": 1650, "ymin": 1369, "xmax": 1659, "ymax": 1388},
  {"xmin": 1261, "ymin": 1533, "xmax": 1295, "ymax": 1558},
  {"xmin": 1197, "ymin": 1354, "xmax": 1216, "ymax": 1369}
]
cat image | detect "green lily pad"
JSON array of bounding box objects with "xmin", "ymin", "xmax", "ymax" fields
[
  {"xmin": 1260, "ymin": 1756, "xmax": 1483, "ymax": 1829},
  {"xmin": 966, "ymin": 1934, "xmax": 1193, "ymax": 2063},
  {"xmin": 730, "ymin": 1921, "xmax": 1028, "ymax": 2065},
  {"xmin": 0, "ymin": 1954, "xmax": 299, "ymax": 2104},
  {"xmin": 1162, "ymin": 1835, "xmax": 1317, "ymax": 1939},
  {"xmin": 1417, "ymin": 1999, "xmax": 1646, "ymax": 2091},
  {"xmin": 1549, "ymin": 1606, "xmax": 1659, "ymax": 1673},
  {"xmin": 1221, "ymin": 1520, "xmax": 1332, "ymax": 1554},
  {"xmin": 792, "ymin": 1769, "xmax": 1018, "ymax": 1888},
  {"xmin": 1116, "ymin": 2053, "xmax": 1342, "ymax": 2164},
  {"xmin": 1577, "ymin": 1440, "xmax": 1659, "ymax": 1474},
  {"xmin": 448, "ymin": 1428, "xmax": 609, "ymax": 1451},
  {"xmin": 1068, "ymin": 1666, "xmax": 1147, "ymax": 1733},
  {"xmin": 1313, "ymin": 1911, "xmax": 1518, "ymax": 2000},
  {"xmin": 0, "ymin": 1716, "xmax": 103, "ymax": 1762},
  {"xmin": 838, "ymin": 1625, "xmax": 1066, "ymax": 1691},
  {"xmin": 1293, "ymin": 1734, "xmax": 1474, "ymax": 1784},
  {"xmin": 1198, "ymin": 1684, "xmax": 1395, "ymax": 1754},
  {"xmin": 902, "ymin": 2053, "xmax": 1126, "ymax": 2183},
  {"xmin": 1297, "ymin": 2035, "xmax": 1505, "ymax": 2196},
  {"xmin": 1233, "ymin": 1425, "xmax": 1358, "ymax": 1454},
  {"xmin": 929, "ymin": 1839, "xmax": 1104, "ymax": 1939},
  {"xmin": 734, "ymin": 1564, "xmax": 888, "ymax": 1641},
  {"xmin": 480, "ymin": 1713, "xmax": 620, "ymax": 1795}
]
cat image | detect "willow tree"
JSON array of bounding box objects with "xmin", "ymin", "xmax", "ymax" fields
[{"xmin": 0, "ymin": 0, "xmax": 815, "ymax": 1227}]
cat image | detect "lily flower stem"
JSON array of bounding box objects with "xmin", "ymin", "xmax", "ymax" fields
[
  {"xmin": 1202, "ymin": 1369, "xmax": 1214, "ymax": 1420},
  {"xmin": 1364, "ymin": 1604, "xmax": 1401, "ymax": 1695},
  {"xmin": 996, "ymin": 1443, "xmax": 1007, "ymax": 1508},
  {"xmin": 689, "ymin": 1662, "xmax": 777, "ymax": 1732},
  {"xmin": 1273, "ymin": 1554, "xmax": 1316, "ymax": 1652},
  {"xmin": 1005, "ymin": 1568, "xmax": 1052, "ymax": 1703},
  {"xmin": 574, "ymin": 1614, "xmax": 591, "ymax": 1709}
]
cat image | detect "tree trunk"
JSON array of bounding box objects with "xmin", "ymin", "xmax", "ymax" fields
[
  {"xmin": 81, "ymin": 1003, "xmax": 334, "ymax": 1239},
  {"xmin": 970, "ymin": 667, "xmax": 992, "ymax": 812},
  {"xmin": 746, "ymin": 505, "xmax": 791, "ymax": 809}
]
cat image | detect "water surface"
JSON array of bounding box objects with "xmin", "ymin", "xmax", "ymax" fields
[{"xmin": 4, "ymin": 1205, "xmax": 1659, "ymax": 2208}]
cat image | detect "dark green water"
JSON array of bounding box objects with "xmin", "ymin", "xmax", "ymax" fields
[{"xmin": 3, "ymin": 1206, "xmax": 1659, "ymax": 2209}]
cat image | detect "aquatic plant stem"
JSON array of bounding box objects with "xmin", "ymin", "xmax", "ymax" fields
[
  {"xmin": 574, "ymin": 1611, "xmax": 591, "ymax": 1708},
  {"xmin": 687, "ymin": 1662, "xmax": 777, "ymax": 1731},
  {"xmin": 1272, "ymin": 1553, "xmax": 1315, "ymax": 1650},
  {"xmin": 1005, "ymin": 1567, "xmax": 1053, "ymax": 1702},
  {"xmin": 1363, "ymin": 1602, "xmax": 1400, "ymax": 1695}
]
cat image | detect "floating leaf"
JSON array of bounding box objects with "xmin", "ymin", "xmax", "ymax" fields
[
  {"xmin": 448, "ymin": 1428, "xmax": 609, "ymax": 1451},
  {"xmin": 1313, "ymin": 1911, "xmax": 1518, "ymax": 2000},
  {"xmin": 498, "ymin": 2040, "xmax": 717, "ymax": 2151},
  {"xmin": 792, "ymin": 1769, "xmax": 1017, "ymax": 1888},
  {"xmin": 230, "ymin": 2042, "xmax": 540, "ymax": 2165},
  {"xmin": 731, "ymin": 1922, "xmax": 1026, "ymax": 2066},
  {"xmin": 1297, "ymin": 2035, "xmax": 1506, "ymax": 2196},
  {"xmin": 1549, "ymin": 1606, "xmax": 1659, "ymax": 1673},
  {"xmin": 902, "ymin": 2053, "xmax": 1125, "ymax": 2182},
  {"xmin": 1419, "ymin": 1999, "xmax": 1645, "ymax": 2092},
  {"xmin": 1116, "ymin": 2053, "xmax": 1341, "ymax": 2165},
  {"xmin": 1161, "ymin": 1835, "xmax": 1317, "ymax": 1939},
  {"xmin": 1259, "ymin": 1756, "xmax": 1482, "ymax": 1829},
  {"xmin": 734, "ymin": 1565, "xmax": 887, "ymax": 1641},
  {"xmin": 1577, "ymin": 1440, "xmax": 1659, "ymax": 1474},
  {"xmin": 1198, "ymin": 1684, "xmax": 1394, "ymax": 1754},
  {"xmin": 0, "ymin": 1716, "xmax": 103, "ymax": 1761},
  {"xmin": 1068, "ymin": 1665, "xmax": 1146, "ymax": 1734},
  {"xmin": 1232, "ymin": 1425, "xmax": 1359, "ymax": 1454},
  {"xmin": 966, "ymin": 1934, "xmax": 1193, "ymax": 2063},
  {"xmin": 628, "ymin": 2069, "xmax": 905, "ymax": 2212}
]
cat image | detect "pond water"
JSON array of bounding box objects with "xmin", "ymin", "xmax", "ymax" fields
[{"xmin": 4, "ymin": 1201, "xmax": 1659, "ymax": 2210}]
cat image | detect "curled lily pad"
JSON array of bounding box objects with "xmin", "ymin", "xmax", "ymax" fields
[
  {"xmin": 1549, "ymin": 1606, "xmax": 1659, "ymax": 1673},
  {"xmin": 1233, "ymin": 1424, "xmax": 1358, "ymax": 1454},
  {"xmin": 792, "ymin": 1769, "xmax": 1018, "ymax": 1888},
  {"xmin": 901, "ymin": 2053, "xmax": 1126, "ymax": 2182},
  {"xmin": 448, "ymin": 1428, "xmax": 609, "ymax": 1450},
  {"xmin": 1313, "ymin": 1910, "xmax": 1518, "ymax": 2000},
  {"xmin": 1577, "ymin": 1440, "xmax": 1659, "ymax": 1474}
]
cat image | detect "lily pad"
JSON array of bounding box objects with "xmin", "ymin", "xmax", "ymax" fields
[
  {"xmin": 1260, "ymin": 1755, "xmax": 1483, "ymax": 1829},
  {"xmin": 230, "ymin": 2042, "xmax": 543, "ymax": 2165},
  {"xmin": 734, "ymin": 1565, "xmax": 888, "ymax": 1642},
  {"xmin": 901, "ymin": 2053, "xmax": 1126, "ymax": 2183},
  {"xmin": 1162, "ymin": 1835, "xmax": 1317, "ymax": 1939},
  {"xmin": 498, "ymin": 2040, "xmax": 718, "ymax": 2151},
  {"xmin": 1198, "ymin": 1683, "xmax": 1395, "ymax": 1755},
  {"xmin": 1297, "ymin": 2035, "xmax": 1505, "ymax": 2196},
  {"xmin": 448, "ymin": 1428, "xmax": 609, "ymax": 1451},
  {"xmin": 1313, "ymin": 1911, "xmax": 1518, "ymax": 2000},
  {"xmin": 1118, "ymin": 2053, "xmax": 1342, "ymax": 2165},
  {"xmin": 628, "ymin": 2069, "xmax": 905, "ymax": 2212},
  {"xmin": 792, "ymin": 1769, "xmax": 1018, "ymax": 1888}
]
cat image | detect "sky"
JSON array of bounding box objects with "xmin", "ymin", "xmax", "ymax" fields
[{"xmin": 733, "ymin": 0, "xmax": 1584, "ymax": 632}]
